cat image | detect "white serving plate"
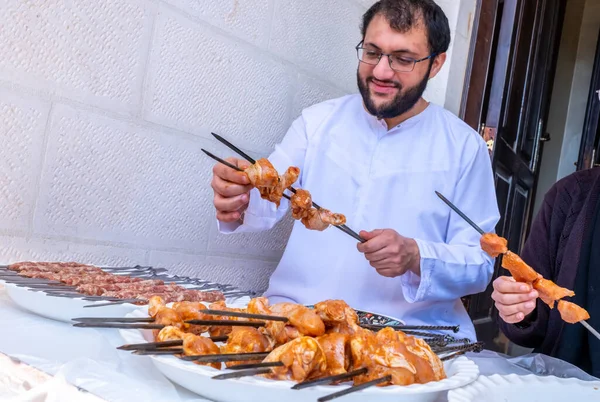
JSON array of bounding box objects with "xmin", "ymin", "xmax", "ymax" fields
[
  {"xmin": 448, "ymin": 374, "xmax": 600, "ymax": 402},
  {"xmin": 3, "ymin": 281, "xmax": 250, "ymax": 323},
  {"xmin": 119, "ymin": 308, "xmax": 479, "ymax": 402}
]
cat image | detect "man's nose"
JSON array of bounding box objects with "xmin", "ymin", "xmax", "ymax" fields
[{"xmin": 372, "ymin": 55, "xmax": 396, "ymax": 80}]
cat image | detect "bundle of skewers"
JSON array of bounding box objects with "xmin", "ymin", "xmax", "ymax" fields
[
  {"xmin": 74, "ymin": 296, "xmax": 483, "ymax": 401},
  {"xmin": 205, "ymin": 133, "xmax": 363, "ymax": 242},
  {"xmin": 0, "ymin": 261, "xmax": 254, "ymax": 306},
  {"xmin": 436, "ymin": 192, "xmax": 600, "ymax": 340}
]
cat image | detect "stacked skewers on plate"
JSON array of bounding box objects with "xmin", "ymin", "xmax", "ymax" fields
[{"xmin": 74, "ymin": 296, "xmax": 482, "ymax": 402}]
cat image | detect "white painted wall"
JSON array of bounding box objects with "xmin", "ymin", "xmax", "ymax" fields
[{"xmin": 0, "ymin": 0, "xmax": 470, "ymax": 293}]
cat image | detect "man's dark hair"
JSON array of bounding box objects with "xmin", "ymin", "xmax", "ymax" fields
[{"xmin": 360, "ymin": 0, "xmax": 451, "ymax": 55}]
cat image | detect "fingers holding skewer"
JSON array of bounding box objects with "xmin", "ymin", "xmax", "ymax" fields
[
  {"xmin": 436, "ymin": 191, "xmax": 600, "ymax": 340},
  {"xmin": 492, "ymin": 276, "xmax": 538, "ymax": 323}
]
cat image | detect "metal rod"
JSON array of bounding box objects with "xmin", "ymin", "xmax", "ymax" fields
[
  {"xmin": 435, "ymin": 191, "xmax": 485, "ymax": 235},
  {"xmin": 210, "ymin": 133, "xmax": 366, "ymax": 243},
  {"xmin": 181, "ymin": 352, "xmax": 269, "ymax": 362},
  {"xmin": 200, "ymin": 309, "xmax": 288, "ymax": 322},
  {"xmin": 292, "ymin": 368, "xmax": 367, "ymax": 390},
  {"xmin": 317, "ymin": 375, "xmax": 392, "ymax": 402},
  {"xmin": 581, "ymin": 320, "xmax": 600, "ymax": 341}
]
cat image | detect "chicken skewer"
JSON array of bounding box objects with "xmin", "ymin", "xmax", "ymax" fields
[
  {"xmin": 201, "ymin": 147, "xmax": 362, "ymax": 241},
  {"xmin": 436, "ymin": 191, "xmax": 599, "ymax": 340}
]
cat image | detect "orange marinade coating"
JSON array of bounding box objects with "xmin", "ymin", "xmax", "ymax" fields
[
  {"xmin": 501, "ymin": 251, "xmax": 540, "ymax": 283},
  {"xmin": 480, "ymin": 233, "xmax": 508, "ymax": 258},
  {"xmin": 533, "ymin": 278, "xmax": 575, "ymax": 309},
  {"xmin": 557, "ymin": 300, "xmax": 590, "ymax": 323}
]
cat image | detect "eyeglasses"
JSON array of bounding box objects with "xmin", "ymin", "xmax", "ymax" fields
[{"xmin": 355, "ymin": 41, "xmax": 437, "ymax": 72}]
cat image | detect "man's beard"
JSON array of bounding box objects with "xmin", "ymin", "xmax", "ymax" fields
[{"xmin": 357, "ymin": 66, "xmax": 431, "ymax": 119}]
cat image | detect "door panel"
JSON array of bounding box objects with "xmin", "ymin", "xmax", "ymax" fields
[{"xmin": 462, "ymin": 0, "xmax": 566, "ymax": 349}]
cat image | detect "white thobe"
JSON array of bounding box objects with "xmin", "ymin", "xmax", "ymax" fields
[{"xmin": 219, "ymin": 94, "xmax": 500, "ymax": 341}]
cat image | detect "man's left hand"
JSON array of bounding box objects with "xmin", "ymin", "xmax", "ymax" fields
[{"xmin": 357, "ymin": 229, "xmax": 421, "ymax": 278}]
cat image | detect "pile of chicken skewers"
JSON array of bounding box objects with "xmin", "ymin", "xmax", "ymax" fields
[
  {"xmin": 243, "ymin": 158, "xmax": 346, "ymax": 231},
  {"xmin": 139, "ymin": 296, "xmax": 447, "ymax": 387}
]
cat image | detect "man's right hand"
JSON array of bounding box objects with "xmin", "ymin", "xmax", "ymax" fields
[
  {"xmin": 492, "ymin": 276, "xmax": 539, "ymax": 324},
  {"xmin": 211, "ymin": 157, "xmax": 253, "ymax": 223}
]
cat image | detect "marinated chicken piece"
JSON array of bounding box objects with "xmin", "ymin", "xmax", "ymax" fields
[
  {"xmin": 557, "ymin": 300, "xmax": 590, "ymax": 323},
  {"xmin": 264, "ymin": 167, "xmax": 300, "ymax": 206},
  {"xmin": 246, "ymin": 297, "xmax": 284, "ymax": 345},
  {"xmin": 314, "ymin": 333, "xmax": 351, "ymax": 377},
  {"xmin": 349, "ymin": 327, "xmax": 378, "ymax": 370},
  {"xmin": 313, "ymin": 299, "xmax": 361, "ymax": 335},
  {"xmin": 155, "ymin": 325, "xmax": 186, "ymax": 342},
  {"xmin": 501, "ymin": 251, "xmax": 540, "ymax": 283},
  {"xmin": 352, "ymin": 328, "xmax": 441, "ymax": 386},
  {"xmin": 152, "ymin": 306, "xmax": 184, "ymax": 338},
  {"xmin": 172, "ymin": 301, "xmax": 207, "ymax": 311},
  {"xmin": 206, "ymin": 301, "xmax": 247, "ymax": 337},
  {"xmin": 244, "ymin": 159, "xmax": 300, "ymax": 207},
  {"xmin": 261, "ymin": 336, "xmax": 327, "ymax": 382},
  {"xmin": 301, "ymin": 208, "xmax": 346, "ymax": 231},
  {"xmin": 182, "ymin": 333, "xmax": 221, "ymax": 370},
  {"xmin": 173, "ymin": 302, "xmax": 209, "ymax": 334},
  {"xmin": 221, "ymin": 327, "xmax": 273, "ymax": 368},
  {"xmin": 269, "ymin": 302, "xmax": 326, "ymax": 344},
  {"xmin": 148, "ymin": 295, "xmax": 166, "ymax": 318},
  {"xmin": 533, "ymin": 278, "xmax": 575, "ymax": 309},
  {"xmin": 244, "ymin": 158, "xmax": 279, "ymax": 189},
  {"xmin": 480, "ymin": 233, "xmax": 508, "ymax": 258},
  {"xmin": 399, "ymin": 332, "xmax": 446, "ymax": 381},
  {"xmin": 246, "ymin": 297, "xmax": 272, "ymax": 316},
  {"xmin": 290, "ymin": 189, "xmax": 312, "ymax": 220}
]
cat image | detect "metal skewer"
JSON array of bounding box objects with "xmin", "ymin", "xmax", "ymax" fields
[
  {"xmin": 435, "ymin": 191, "xmax": 485, "ymax": 235},
  {"xmin": 581, "ymin": 321, "xmax": 600, "ymax": 341},
  {"xmin": 208, "ymin": 134, "xmax": 367, "ymax": 243}
]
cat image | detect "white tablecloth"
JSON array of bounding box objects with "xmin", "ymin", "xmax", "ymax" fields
[
  {"xmin": 0, "ymin": 286, "xmax": 596, "ymax": 401},
  {"xmin": 0, "ymin": 287, "xmax": 208, "ymax": 402}
]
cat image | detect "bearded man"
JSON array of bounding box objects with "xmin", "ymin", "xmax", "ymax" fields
[{"xmin": 210, "ymin": 0, "xmax": 500, "ymax": 342}]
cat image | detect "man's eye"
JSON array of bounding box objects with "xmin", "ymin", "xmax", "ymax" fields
[{"xmin": 392, "ymin": 56, "xmax": 414, "ymax": 66}]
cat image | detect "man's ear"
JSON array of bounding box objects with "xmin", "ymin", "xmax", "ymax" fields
[{"xmin": 428, "ymin": 52, "xmax": 447, "ymax": 80}]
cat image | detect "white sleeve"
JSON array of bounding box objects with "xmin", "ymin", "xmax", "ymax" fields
[
  {"xmin": 400, "ymin": 139, "xmax": 500, "ymax": 302},
  {"xmin": 217, "ymin": 116, "xmax": 308, "ymax": 234}
]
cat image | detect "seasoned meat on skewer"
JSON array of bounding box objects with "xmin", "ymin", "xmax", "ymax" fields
[
  {"xmin": 221, "ymin": 327, "xmax": 274, "ymax": 368},
  {"xmin": 313, "ymin": 299, "xmax": 361, "ymax": 335},
  {"xmin": 480, "ymin": 233, "xmax": 508, "ymax": 257},
  {"xmin": 290, "ymin": 189, "xmax": 312, "ymax": 220},
  {"xmin": 156, "ymin": 326, "xmax": 186, "ymax": 342},
  {"xmin": 301, "ymin": 208, "xmax": 346, "ymax": 231},
  {"xmin": 244, "ymin": 158, "xmax": 279, "ymax": 189},
  {"xmin": 557, "ymin": 300, "xmax": 590, "ymax": 323},
  {"xmin": 260, "ymin": 336, "xmax": 327, "ymax": 382},
  {"xmin": 314, "ymin": 333, "xmax": 351, "ymax": 377},
  {"xmin": 533, "ymin": 278, "xmax": 575, "ymax": 309},
  {"xmin": 501, "ymin": 251, "xmax": 540, "ymax": 283},
  {"xmin": 351, "ymin": 327, "xmax": 444, "ymax": 386},
  {"xmin": 244, "ymin": 158, "xmax": 300, "ymax": 207},
  {"xmin": 182, "ymin": 333, "xmax": 221, "ymax": 370},
  {"xmin": 247, "ymin": 297, "xmax": 325, "ymax": 345}
]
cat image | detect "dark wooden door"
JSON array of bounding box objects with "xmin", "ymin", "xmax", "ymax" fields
[
  {"xmin": 460, "ymin": 0, "xmax": 566, "ymax": 349},
  {"xmin": 577, "ymin": 27, "xmax": 600, "ymax": 171}
]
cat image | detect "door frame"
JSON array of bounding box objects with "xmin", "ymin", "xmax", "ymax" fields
[
  {"xmin": 460, "ymin": 0, "xmax": 500, "ymax": 132},
  {"xmin": 458, "ymin": 0, "xmax": 567, "ymax": 350},
  {"xmin": 577, "ymin": 26, "xmax": 600, "ymax": 170}
]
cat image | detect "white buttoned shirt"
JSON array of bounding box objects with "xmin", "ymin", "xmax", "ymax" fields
[{"xmin": 219, "ymin": 94, "xmax": 500, "ymax": 341}]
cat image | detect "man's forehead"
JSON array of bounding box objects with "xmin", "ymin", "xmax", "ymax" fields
[{"xmin": 364, "ymin": 14, "xmax": 429, "ymax": 53}]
